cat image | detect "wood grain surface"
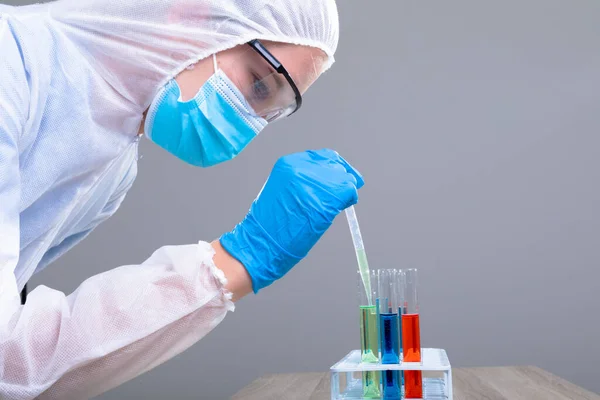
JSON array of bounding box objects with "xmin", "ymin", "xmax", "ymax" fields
[{"xmin": 233, "ymin": 366, "xmax": 600, "ymax": 400}]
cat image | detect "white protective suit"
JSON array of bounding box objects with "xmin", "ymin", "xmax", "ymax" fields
[{"xmin": 0, "ymin": 0, "xmax": 339, "ymax": 398}]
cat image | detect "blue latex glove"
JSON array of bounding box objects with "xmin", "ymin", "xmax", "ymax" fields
[{"xmin": 220, "ymin": 149, "xmax": 365, "ymax": 293}]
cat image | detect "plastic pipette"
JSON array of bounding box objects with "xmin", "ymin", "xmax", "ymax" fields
[{"xmin": 345, "ymin": 206, "xmax": 372, "ymax": 306}]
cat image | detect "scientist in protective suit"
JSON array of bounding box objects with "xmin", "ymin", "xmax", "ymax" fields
[{"xmin": 0, "ymin": 0, "xmax": 363, "ymax": 398}]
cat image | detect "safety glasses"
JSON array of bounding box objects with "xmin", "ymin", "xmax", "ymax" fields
[{"xmin": 246, "ymin": 39, "xmax": 303, "ymax": 121}]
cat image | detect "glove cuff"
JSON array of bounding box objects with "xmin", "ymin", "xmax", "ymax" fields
[{"xmin": 220, "ymin": 214, "xmax": 302, "ymax": 293}]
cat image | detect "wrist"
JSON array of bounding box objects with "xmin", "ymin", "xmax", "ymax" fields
[
  {"xmin": 210, "ymin": 240, "xmax": 252, "ymax": 302},
  {"xmin": 220, "ymin": 216, "xmax": 302, "ymax": 293}
]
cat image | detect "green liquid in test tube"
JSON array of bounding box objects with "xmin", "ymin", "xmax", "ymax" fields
[
  {"xmin": 360, "ymin": 303, "xmax": 380, "ymax": 398},
  {"xmin": 348, "ymin": 206, "xmax": 380, "ymax": 398}
]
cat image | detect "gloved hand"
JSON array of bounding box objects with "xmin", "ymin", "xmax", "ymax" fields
[{"xmin": 220, "ymin": 149, "xmax": 364, "ymax": 293}]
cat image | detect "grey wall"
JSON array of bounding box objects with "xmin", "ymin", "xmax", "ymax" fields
[{"xmin": 4, "ymin": 0, "xmax": 600, "ymax": 398}]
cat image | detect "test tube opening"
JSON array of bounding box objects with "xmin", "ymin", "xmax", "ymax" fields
[{"xmin": 404, "ymin": 268, "xmax": 418, "ymax": 315}]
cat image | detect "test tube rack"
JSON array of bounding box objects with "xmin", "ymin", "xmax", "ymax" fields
[{"xmin": 330, "ymin": 348, "xmax": 452, "ymax": 400}]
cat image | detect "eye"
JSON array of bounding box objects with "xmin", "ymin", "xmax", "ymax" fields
[{"xmin": 251, "ymin": 74, "xmax": 271, "ymax": 102}]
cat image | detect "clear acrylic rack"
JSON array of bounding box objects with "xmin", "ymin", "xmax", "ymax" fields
[{"xmin": 330, "ymin": 348, "xmax": 453, "ymax": 400}]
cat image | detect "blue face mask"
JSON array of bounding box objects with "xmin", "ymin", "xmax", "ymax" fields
[{"xmin": 145, "ymin": 56, "xmax": 268, "ymax": 167}]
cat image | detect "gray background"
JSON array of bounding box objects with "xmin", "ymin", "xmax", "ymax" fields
[{"xmin": 3, "ymin": 0, "xmax": 600, "ymax": 398}]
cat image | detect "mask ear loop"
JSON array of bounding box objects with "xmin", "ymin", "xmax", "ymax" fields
[{"xmin": 212, "ymin": 54, "xmax": 218, "ymax": 73}]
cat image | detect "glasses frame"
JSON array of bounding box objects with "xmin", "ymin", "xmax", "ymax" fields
[{"xmin": 247, "ymin": 39, "xmax": 303, "ymax": 117}]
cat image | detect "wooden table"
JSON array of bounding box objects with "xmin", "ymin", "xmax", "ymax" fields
[{"xmin": 233, "ymin": 367, "xmax": 600, "ymax": 400}]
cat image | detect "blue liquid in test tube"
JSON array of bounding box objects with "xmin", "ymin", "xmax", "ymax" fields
[
  {"xmin": 378, "ymin": 270, "xmax": 402, "ymax": 400},
  {"xmin": 381, "ymin": 313, "xmax": 401, "ymax": 399}
]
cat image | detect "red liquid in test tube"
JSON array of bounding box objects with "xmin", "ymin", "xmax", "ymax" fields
[{"xmin": 402, "ymin": 269, "xmax": 422, "ymax": 399}]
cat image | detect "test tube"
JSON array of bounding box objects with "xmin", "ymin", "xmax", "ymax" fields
[
  {"xmin": 397, "ymin": 270, "xmax": 405, "ymax": 388},
  {"xmin": 402, "ymin": 268, "xmax": 422, "ymax": 399},
  {"xmin": 378, "ymin": 269, "xmax": 401, "ymax": 400},
  {"xmin": 358, "ymin": 270, "xmax": 381, "ymax": 398}
]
